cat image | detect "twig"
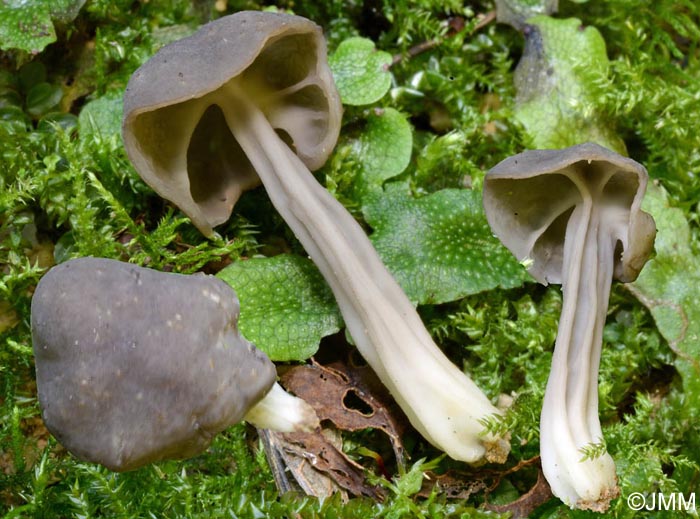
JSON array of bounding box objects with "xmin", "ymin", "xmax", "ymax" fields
[{"xmin": 390, "ymin": 11, "xmax": 496, "ymax": 67}]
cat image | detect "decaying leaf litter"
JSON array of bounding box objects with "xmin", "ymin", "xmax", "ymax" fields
[{"xmin": 1, "ymin": 0, "xmax": 699, "ymax": 517}]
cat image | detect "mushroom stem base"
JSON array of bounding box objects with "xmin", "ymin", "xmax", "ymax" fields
[{"xmin": 244, "ymin": 382, "xmax": 319, "ymax": 433}]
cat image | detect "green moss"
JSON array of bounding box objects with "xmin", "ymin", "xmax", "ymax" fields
[{"xmin": 1, "ymin": 0, "xmax": 698, "ymax": 516}]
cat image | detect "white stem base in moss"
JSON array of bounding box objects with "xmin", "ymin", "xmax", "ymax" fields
[
  {"xmin": 540, "ymin": 198, "xmax": 620, "ymax": 511},
  {"xmin": 218, "ymin": 84, "xmax": 509, "ymax": 464},
  {"xmin": 244, "ymin": 382, "xmax": 319, "ymax": 433}
]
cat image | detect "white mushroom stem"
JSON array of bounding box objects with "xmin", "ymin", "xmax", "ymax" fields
[
  {"xmin": 540, "ymin": 179, "xmax": 621, "ymax": 510},
  {"xmin": 217, "ymin": 83, "xmax": 508, "ymax": 463},
  {"xmin": 244, "ymin": 382, "xmax": 319, "ymax": 433}
]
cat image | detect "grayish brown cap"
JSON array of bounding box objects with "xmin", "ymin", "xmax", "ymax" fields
[
  {"xmin": 122, "ymin": 11, "xmax": 342, "ymax": 235},
  {"xmin": 483, "ymin": 142, "xmax": 656, "ymax": 285},
  {"xmin": 31, "ymin": 257, "xmax": 276, "ymax": 471}
]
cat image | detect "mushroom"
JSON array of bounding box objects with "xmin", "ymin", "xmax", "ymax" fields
[
  {"xmin": 483, "ymin": 142, "xmax": 656, "ymax": 510},
  {"xmin": 122, "ymin": 11, "xmax": 509, "ymax": 464},
  {"xmin": 122, "ymin": 10, "xmax": 342, "ymax": 235},
  {"xmin": 31, "ymin": 257, "xmax": 318, "ymax": 472}
]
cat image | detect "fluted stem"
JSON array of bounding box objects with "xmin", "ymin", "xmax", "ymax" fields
[{"xmin": 218, "ymin": 83, "xmax": 509, "ymax": 463}]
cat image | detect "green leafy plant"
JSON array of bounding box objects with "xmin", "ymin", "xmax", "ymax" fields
[
  {"xmin": 0, "ymin": 0, "xmax": 85, "ymax": 54},
  {"xmin": 329, "ymin": 37, "xmax": 393, "ymax": 106},
  {"xmin": 2, "ymin": 0, "xmax": 699, "ymax": 517},
  {"xmin": 365, "ymin": 184, "xmax": 530, "ymax": 304},
  {"xmin": 217, "ymin": 255, "xmax": 343, "ymax": 361}
]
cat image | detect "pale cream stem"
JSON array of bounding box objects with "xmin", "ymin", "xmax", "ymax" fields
[
  {"xmin": 216, "ymin": 83, "xmax": 508, "ymax": 463},
  {"xmin": 540, "ymin": 193, "xmax": 619, "ymax": 510}
]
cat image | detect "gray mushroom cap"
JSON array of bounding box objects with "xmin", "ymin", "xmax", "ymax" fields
[
  {"xmin": 483, "ymin": 142, "xmax": 656, "ymax": 285},
  {"xmin": 31, "ymin": 257, "xmax": 276, "ymax": 472},
  {"xmin": 122, "ymin": 10, "xmax": 342, "ymax": 235}
]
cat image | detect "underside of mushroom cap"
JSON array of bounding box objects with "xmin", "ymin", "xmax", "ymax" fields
[
  {"xmin": 31, "ymin": 257, "xmax": 276, "ymax": 471},
  {"xmin": 483, "ymin": 142, "xmax": 656, "ymax": 285},
  {"xmin": 123, "ymin": 11, "xmax": 342, "ymax": 234}
]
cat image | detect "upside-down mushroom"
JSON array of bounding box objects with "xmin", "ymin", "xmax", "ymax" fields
[
  {"xmin": 31, "ymin": 257, "xmax": 318, "ymax": 471},
  {"xmin": 122, "ymin": 11, "xmax": 509, "ymax": 463},
  {"xmin": 483, "ymin": 142, "xmax": 656, "ymax": 511}
]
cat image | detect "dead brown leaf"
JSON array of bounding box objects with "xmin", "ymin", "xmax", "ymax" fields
[
  {"xmin": 484, "ymin": 469, "xmax": 553, "ymax": 518},
  {"xmin": 416, "ymin": 454, "xmax": 551, "ymax": 517},
  {"xmin": 258, "ymin": 359, "xmax": 410, "ymax": 500},
  {"xmin": 281, "ymin": 360, "xmax": 406, "ymax": 466},
  {"xmin": 418, "ymin": 469, "xmax": 489, "ymax": 500},
  {"xmin": 259, "ymin": 427, "xmax": 386, "ymax": 500},
  {"xmin": 0, "ymin": 300, "xmax": 20, "ymax": 334}
]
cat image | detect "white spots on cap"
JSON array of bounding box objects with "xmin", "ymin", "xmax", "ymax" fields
[
  {"xmin": 136, "ymin": 391, "xmax": 144, "ymax": 401},
  {"xmin": 201, "ymin": 288, "xmax": 221, "ymax": 304},
  {"xmin": 166, "ymin": 315, "xmax": 185, "ymax": 330},
  {"xmin": 111, "ymin": 434, "xmax": 122, "ymax": 456}
]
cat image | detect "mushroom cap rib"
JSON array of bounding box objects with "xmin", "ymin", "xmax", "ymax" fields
[
  {"xmin": 483, "ymin": 142, "xmax": 656, "ymax": 285},
  {"xmin": 122, "ymin": 11, "xmax": 342, "ymax": 234},
  {"xmin": 31, "ymin": 257, "xmax": 276, "ymax": 472}
]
